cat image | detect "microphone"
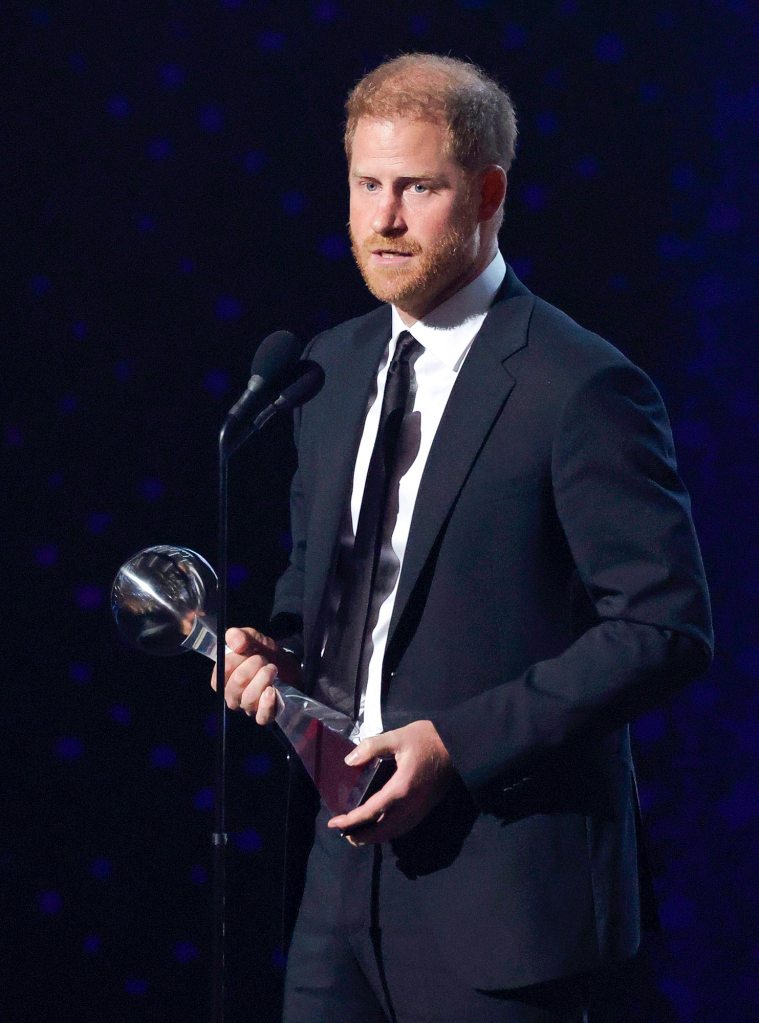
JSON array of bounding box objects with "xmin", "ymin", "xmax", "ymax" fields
[
  {"xmin": 252, "ymin": 361, "xmax": 325, "ymax": 431},
  {"xmin": 225, "ymin": 330, "xmax": 302, "ymax": 421}
]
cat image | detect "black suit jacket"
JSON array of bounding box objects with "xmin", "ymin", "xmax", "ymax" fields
[{"xmin": 271, "ymin": 266, "xmax": 713, "ymax": 989}]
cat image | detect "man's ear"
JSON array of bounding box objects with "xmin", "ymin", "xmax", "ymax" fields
[{"xmin": 477, "ymin": 165, "xmax": 507, "ymax": 222}]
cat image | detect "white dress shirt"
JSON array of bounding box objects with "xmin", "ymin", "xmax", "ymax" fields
[{"xmin": 347, "ymin": 251, "xmax": 506, "ymax": 739}]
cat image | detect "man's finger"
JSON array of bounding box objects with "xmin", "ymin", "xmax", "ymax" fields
[
  {"xmin": 228, "ymin": 654, "xmax": 267, "ymax": 690},
  {"xmin": 344, "ymin": 730, "xmax": 397, "ymax": 767},
  {"xmin": 226, "ymin": 626, "xmax": 279, "ymax": 656},
  {"xmin": 327, "ymin": 778, "xmax": 400, "ymax": 833},
  {"xmin": 239, "ymin": 663, "xmax": 277, "ymax": 715},
  {"xmin": 210, "ymin": 652, "xmax": 246, "ymax": 691},
  {"xmin": 338, "ymin": 802, "xmax": 397, "ymax": 846},
  {"xmin": 255, "ymin": 684, "xmax": 279, "ymax": 725},
  {"xmin": 222, "ymin": 659, "xmax": 257, "ymax": 709},
  {"xmin": 344, "ymin": 821, "xmax": 389, "ymax": 847},
  {"xmin": 226, "ymin": 627, "xmax": 260, "ymax": 654}
]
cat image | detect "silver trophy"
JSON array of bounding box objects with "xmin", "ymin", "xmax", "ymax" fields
[{"xmin": 112, "ymin": 545, "xmax": 379, "ymax": 814}]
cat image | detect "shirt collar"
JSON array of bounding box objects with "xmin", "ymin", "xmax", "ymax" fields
[{"xmin": 390, "ymin": 250, "xmax": 506, "ymax": 371}]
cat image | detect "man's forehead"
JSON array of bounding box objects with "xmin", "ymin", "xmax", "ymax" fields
[
  {"xmin": 352, "ymin": 114, "xmax": 448, "ymax": 138},
  {"xmin": 350, "ymin": 115, "xmax": 456, "ymax": 167}
]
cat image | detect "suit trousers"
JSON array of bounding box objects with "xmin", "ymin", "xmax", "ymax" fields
[{"xmin": 283, "ymin": 807, "xmax": 590, "ymax": 1023}]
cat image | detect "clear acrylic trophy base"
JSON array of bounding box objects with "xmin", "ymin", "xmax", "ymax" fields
[{"xmin": 184, "ymin": 619, "xmax": 380, "ymax": 816}]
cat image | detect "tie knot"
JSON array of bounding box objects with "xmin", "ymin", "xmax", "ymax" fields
[{"xmin": 389, "ymin": 331, "xmax": 420, "ymax": 372}]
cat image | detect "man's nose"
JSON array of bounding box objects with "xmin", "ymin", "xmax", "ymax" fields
[{"xmin": 371, "ymin": 193, "xmax": 405, "ymax": 235}]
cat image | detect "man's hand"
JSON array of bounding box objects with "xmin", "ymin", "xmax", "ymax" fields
[
  {"xmin": 327, "ymin": 720, "xmax": 454, "ymax": 846},
  {"xmin": 210, "ymin": 626, "xmax": 301, "ymax": 726}
]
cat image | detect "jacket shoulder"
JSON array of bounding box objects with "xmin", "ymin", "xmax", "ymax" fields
[
  {"xmin": 528, "ymin": 296, "xmax": 637, "ymax": 379},
  {"xmin": 306, "ymin": 304, "xmax": 390, "ymax": 361}
]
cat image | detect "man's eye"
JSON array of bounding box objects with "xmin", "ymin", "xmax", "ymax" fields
[
  {"xmin": 411, "ymin": 183, "xmax": 428, "ymax": 194},
  {"xmin": 364, "ymin": 181, "xmax": 379, "ymax": 192}
]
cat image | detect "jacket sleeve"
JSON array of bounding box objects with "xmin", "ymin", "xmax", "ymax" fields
[
  {"xmin": 268, "ymin": 404, "xmax": 306, "ymax": 663},
  {"xmin": 431, "ymin": 361, "xmax": 713, "ymax": 792}
]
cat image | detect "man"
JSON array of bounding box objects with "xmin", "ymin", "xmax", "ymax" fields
[{"xmin": 215, "ymin": 54, "xmax": 712, "ymax": 1022}]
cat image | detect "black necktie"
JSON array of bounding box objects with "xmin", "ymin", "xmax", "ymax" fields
[{"xmin": 318, "ymin": 331, "xmax": 421, "ymax": 720}]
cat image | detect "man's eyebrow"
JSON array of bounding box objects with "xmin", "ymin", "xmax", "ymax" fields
[{"xmin": 350, "ymin": 170, "xmax": 448, "ymax": 182}]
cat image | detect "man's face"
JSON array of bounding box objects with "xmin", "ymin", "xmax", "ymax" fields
[{"xmin": 349, "ymin": 117, "xmax": 485, "ymax": 321}]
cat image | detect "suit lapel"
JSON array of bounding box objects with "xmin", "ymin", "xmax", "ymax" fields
[
  {"xmin": 386, "ymin": 272, "xmax": 535, "ymax": 656},
  {"xmin": 303, "ymin": 307, "xmax": 391, "ymax": 667}
]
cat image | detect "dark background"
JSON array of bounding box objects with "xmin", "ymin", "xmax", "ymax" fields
[{"xmin": 4, "ymin": 2, "xmax": 757, "ymax": 1021}]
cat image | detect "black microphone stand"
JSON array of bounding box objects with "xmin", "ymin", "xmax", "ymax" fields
[
  {"xmin": 212, "ymin": 416, "xmax": 233, "ymax": 1023},
  {"xmin": 212, "ymin": 411, "xmax": 261, "ymax": 1023},
  {"xmin": 211, "ymin": 364, "xmax": 324, "ymax": 1022}
]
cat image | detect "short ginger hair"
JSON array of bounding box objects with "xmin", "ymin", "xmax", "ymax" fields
[{"xmin": 344, "ymin": 53, "xmax": 518, "ymax": 174}]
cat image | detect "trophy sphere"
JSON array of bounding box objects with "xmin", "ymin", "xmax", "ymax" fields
[{"xmin": 112, "ymin": 545, "xmax": 218, "ymax": 656}]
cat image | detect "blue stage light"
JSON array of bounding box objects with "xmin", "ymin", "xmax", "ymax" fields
[
  {"xmin": 90, "ymin": 857, "xmax": 112, "ymax": 880},
  {"xmin": 160, "ymin": 64, "xmax": 185, "ymax": 89},
  {"xmin": 35, "ymin": 544, "xmax": 58, "ymax": 567},
  {"xmin": 140, "ymin": 477, "xmax": 165, "ymax": 501},
  {"xmin": 110, "ymin": 704, "xmax": 132, "ymax": 725},
  {"xmin": 319, "ymin": 234, "xmax": 348, "ymax": 260},
  {"xmin": 521, "ymin": 184, "xmax": 547, "ymax": 212},
  {"xmin": 38, "ymin": 890, "xmax": 63, "ymax": 914},
  {"xmin": 633, "ymin": 708, "xmax": 668, "ymax": 745},
  {"xmin": 199, "ymin": 105, "xmax": 223, "ymax": 132},
  {"xmin": 30, "ymin": 7, "xmax": 52, "ymax": 27},
  {"xmin": 87, "ymin": 512, "xmax": 112, "ymax": 535},
  {"xmin": 173, "ymin": 941, "xmax": 200, "ymax": 962},
  {"xmin": 124, "ymin": 978, "xmax": 149, "ymax": 996},
  {"xmin": 536, "ymin": 111, "xmax": 558, "ymax": 136},
  {"xmin": 228, "ymin": 562, "xmax": 249, "ymax": 588},
  {"xmin": 151, "ymin": 745, "xmax": 178, "ymax": 768},
  {"xmin": 54, "ymin": 736, "xmax": 85, "ymax": 761},
  {"xmin": 258, "ymin": 30, "xmax": 285, "ymax": 52},
  {"xmin": 672, "ymin": 164, "xmax": 697, "ymax": 191},
  {"xmin": 214, "ymin": 296, "xmax": 243, "ymax": 322},
  {"xmin": 114, "ymin": 359, "xmax": 132, "ymax": 381},
  {"xmin": 189, "ymin": 864, "xmax": 208, "ymax": 885},
  {"xmin": 281, "ymin": 191, "xmax": 305, "ymax": 216},
  {"xmin": 502, "ymin": 24, "xmax": 527, "ymax": 50},
  {"xmin": 640, "ymin": 82, "xmax": 663, "ymax": 103},
  {"xmin": 509, "ymin": 258, "xmax": 533, "ymax": 281},
  {"xmin": 575, "ymin": 156, "xmax": 599, "ymax": 179},
  {"xmin": 147, "ymin": 138, "xmax": 173, "ymax": 161},
  {"xmin": 657, "ymin": 234, "xmax": 690, "ymax": 262},
  {"xmin": 30, "ymin": 274, "xmax": 51, "ymax": 296},
  {"xmin": 244, "ymin": 752, "xmax": 272, "ymax": 777},
  {"xmin": 232, "ymin": 828, "xmax": 263, "ymax": 854},
  {"xmin": 193, "ymin": 787, "xmax": 214, "ymax": 811},
  {"xmin": 203, "ymin": 369, "xmax": 230, "ymax": 397},
  {"xmin": 70, "ymin": 663, "xmax": 92, "ymax": 684},
  {"xmin": 719, "ymin": 779, "xmax": 758, "ymax": 828},
  {"xmin": 314, "ymin": 1, "xmax": 338, "ymax": 22},
  {"xmin": 596, "ymin": 33, "xmax": 625, "ymax": 64},
  {"xmin": 74, "ymin": 585, "xmax": 103, "ymax": 609},
  {"xmin": 243, "ymin": 150, "xmax": 266, "ymax": 174},
  {"xmin": 735, "ymin": 646, "xmax": 759, "ymax": 680},
  {"xmin": 107, "ymin": 96, "xmax": 130, "ymax": 118}
]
